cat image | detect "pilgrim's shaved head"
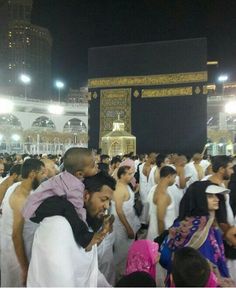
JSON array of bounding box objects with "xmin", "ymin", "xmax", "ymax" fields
[{"xmin": 63, "ymin": 147, "xmax": 93, "ymax": 175}]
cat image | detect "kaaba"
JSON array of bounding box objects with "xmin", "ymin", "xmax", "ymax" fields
[{"xmin": 88, "ymin": 38, "xmax": 207, "ymax": 154}]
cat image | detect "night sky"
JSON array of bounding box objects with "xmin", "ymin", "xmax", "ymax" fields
[{"xmin": 31, "ymin": 0, "xmax": 236, "ymax": 88}]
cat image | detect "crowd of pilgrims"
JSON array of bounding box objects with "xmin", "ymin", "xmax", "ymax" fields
[{"xmin": 0, "ymin": 149, "xmax": 236, "ymax": 287}]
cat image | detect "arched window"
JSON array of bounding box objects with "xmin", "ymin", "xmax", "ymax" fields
[
  {"xmin": 63, "ymin": 118, "xmax": 87, "ymax": 133},
  {"xmin": 32, "ymin": 116, "xmax": 56, "ymax": 130}
]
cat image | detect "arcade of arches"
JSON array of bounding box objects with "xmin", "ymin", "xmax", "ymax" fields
[{"xmin": 0, "ymin": 114, "xmax": 88, "ymax": 154}]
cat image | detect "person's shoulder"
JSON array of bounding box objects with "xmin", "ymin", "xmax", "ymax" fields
[
  {"xmin": 156, "ymin": 191, "xmax": 170, "ymax": 204},
  {"xmin": 9, "ymin": 193, "xmax": 26, "ymax": 213},
  {"xmin": 114, "ymin": 182, "xmax": 128, "ymax": 196},
  {"xmin": 10, "ymin": 184, "xmax": 27, "ymax": 203},
  {"xmin": 39, "ymin": 216, "xmax": 72, "ymax": 234},
  {"xmin": 115, "ymin": 182, "xmax": 125, "ymax": 191},
  {"xmin": 10, "ymin": 190, "xmax": 25, "ymax": 203}
]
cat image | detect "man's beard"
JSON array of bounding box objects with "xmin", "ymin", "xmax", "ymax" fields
[
  {"xmin": 32, "ymin": 178, "xmax": 40, "ymax": 190},
  {"xmin": 86, "ymin": 213, "xmax": 103, "ymax": 232},
  {"xmin": 223, "ymin": 173, "xmax": 230, "ymax": 181}
]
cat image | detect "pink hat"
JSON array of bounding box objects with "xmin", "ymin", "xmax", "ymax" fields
[
  {"xmin": 126, "ymin": 240, "xmax": 159, "ymax": 280},
  {"xmin": 205, "ymin": 271, "xmax": 217, "ymax": 287},
  {"xmin": 119, "ymin": 158, "xmax": 135, "ymax": 169}
]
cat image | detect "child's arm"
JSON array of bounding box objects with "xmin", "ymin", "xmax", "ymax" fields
[{"xmin": 85, "ymin": 214, "xmax": 115, "ymax": 251}]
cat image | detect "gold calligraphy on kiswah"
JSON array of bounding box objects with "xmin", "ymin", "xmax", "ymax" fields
[
  {"xmin": 141, "ymin": 87, "xmax": 193, "ymax": 98},
  {"xmin": 88, "ymin": 71, "xmax": 207, "ymax": 88}
]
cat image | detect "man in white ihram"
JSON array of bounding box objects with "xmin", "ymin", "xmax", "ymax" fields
[{"xmin": 26, "ymin": 172, "xmax": 115, "ymax": 287}]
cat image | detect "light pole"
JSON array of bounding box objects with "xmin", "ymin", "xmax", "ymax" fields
[
  {"xmin": 20, "ymin": 74, "xmax": 31, "ymax": 99},
  {"xmin": 55, "ymin": 81, "xmax": 64, "ymax": 103},
  {"xmin": 218, "ymin": 74, "xmax": 228, "ymax": 96}
]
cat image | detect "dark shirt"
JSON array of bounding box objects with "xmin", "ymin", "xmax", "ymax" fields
[
  {"xmin": 229, "ymin": 174, "xmax": 236, "ymax": 217},
  {"xmin": 31, "ymin": 196, "xmax": 95, "ymax": 248},
  {"xmin": 224, "ymin": 171, "xmax": 236, "ymax": 259}
]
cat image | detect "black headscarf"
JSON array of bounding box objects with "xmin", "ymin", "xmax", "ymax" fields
[
  {"xmin": 228, "ymin": 164, "xmax": 236, "ymax": 216},
  {"xmin": 178, "ymin": 180, "xmax": 227, "ymax": 224}
]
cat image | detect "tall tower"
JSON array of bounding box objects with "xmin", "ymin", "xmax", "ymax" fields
[{"xmin": 0, "ymin": 0, "xmax": 52, "ymax": 99}]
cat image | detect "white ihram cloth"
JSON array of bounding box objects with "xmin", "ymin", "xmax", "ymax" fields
[
  {"xmin": 139, "ymin": 163, "xmax": 157, "ymax": 223},
  {"xmin": 185, "ymin": 162, "xmax": 200, "ymax": 187},
  {"xmin": 147, "ymin": 185, "xmax": 177, "ymax": 240},
  {"xmin": 139, "ymin": 163, "xmax": 157, "ymax": 203},
  {"xmin": 1, "ymin": 182, "xmax": 21, "ymax": 287},
  {"xmin": 0, "ymin": 177, "xmax": 5, "ymax": 184},
  {"xmin": 27, "ymin": 216, "xmax": 109, "ymax": 287},
  {"xmin": 112, "ymin": 186, "xmax": 141, "ymax": 279},
  {"xmin": 97, "ymin": 231, "xmax": 115, "ymax": 286},
  {"xmin": 200, "ymin": 159, "xmax": 211, "ymax": 174}
]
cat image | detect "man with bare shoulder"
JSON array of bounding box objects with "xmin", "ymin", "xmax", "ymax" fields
[
  {"xmin": 112, "ymin": 165, "xmax": 140, "ymax": 281},
  {"xmin": 1, "ymin": 159, "xmax": 45, "ymax": 287},
  {"xmin": 151, "ymin": 166, "xmax": 177, "ymax": 237},
  {"xmin": 147, "ymin": 166, "xmax": 176, "ymax": 240},
  {"xmin": 0, "ymin": 164, "xmax": 22, "ymax": 204}
]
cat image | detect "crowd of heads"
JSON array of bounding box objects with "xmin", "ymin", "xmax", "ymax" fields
[
  {"xmin": 0, "ymin": 153, "xmax": 61, "ymax": 177},
  {"xmin": 1, "ymin": 148, "xmax": 236, "ymax": 287}
]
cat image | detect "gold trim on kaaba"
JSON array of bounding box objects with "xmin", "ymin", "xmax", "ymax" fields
[
  {"xmin": 92, "ymin": 92, "xmax": 98, "ymax": 99},
  {"xmin": 195, "ymin": 86, "xmax": 201, "ymax": 94},
  {"xmin": 133, "ymin": 90, "xmax": 140, "ymax": 97},
  {"xmin": 88, "ymin": 71, "xmax": 207, "ymax": 88},
  {"xmin": 141, "ymin": 87, "xmax": 193, "ymax": 98}
]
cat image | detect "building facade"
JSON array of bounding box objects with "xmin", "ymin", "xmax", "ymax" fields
[
  {"xmin": 0, "ymin": 96, "xmax": 88, "ymax": 154},
  {"xmin": 0, "ymin": 0, "xmax": 52, "ymax": 99},
  {"xmin": 207, "ymin": 82, "xmax": 236, "ymax": 155},
  {"xmin": 0, "ymin": 88, "xmax": 235, "ymax": 155},
  {"xmin": 67, "ymin": 88, "xmax": 89, "ymax": 103}
]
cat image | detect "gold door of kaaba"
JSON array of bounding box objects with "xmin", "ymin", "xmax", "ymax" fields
[{"xmin": 99, "ymin": 88, "xmax": 131, "ymax": 145}]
